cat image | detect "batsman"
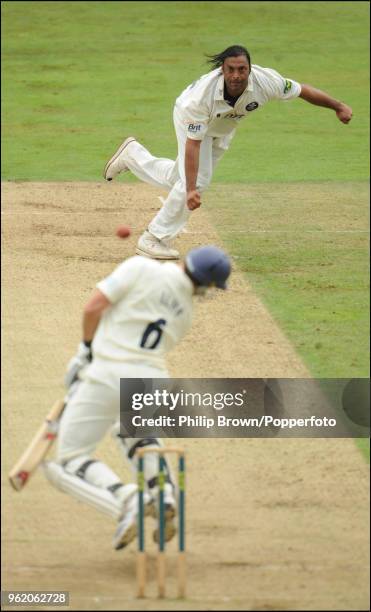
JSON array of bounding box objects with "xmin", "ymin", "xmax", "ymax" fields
[
  {"xmin": 38, "ymin": 246, "xmax": 231, "ymax": 550},
  {"xmin": 104, "ymin": 44, "xmax": 353, "ymax": 260}
]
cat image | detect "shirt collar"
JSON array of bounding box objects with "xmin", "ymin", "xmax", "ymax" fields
[
  {"xmin": 215, "ymin": 73, "xmax": 225, "ymax": 100},
  {"xmin": 215, "ymin": 70, "xmax": 254, "ymax": 101}
]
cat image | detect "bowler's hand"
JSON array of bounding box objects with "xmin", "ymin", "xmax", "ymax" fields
[
  {"xmin": 187, "ymin": 190, "xmax": 201, "ymax": 211},
  {"xmin": 336, "ymin": 103, "xmax": 352, "ymax": 124}
]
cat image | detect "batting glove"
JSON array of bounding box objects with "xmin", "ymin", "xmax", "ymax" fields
[{"xmin": 64, "ymin": 341, "xmax": 92, "ymax": 389}]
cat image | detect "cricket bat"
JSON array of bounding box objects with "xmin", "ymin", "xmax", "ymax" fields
[{"xmin": 9, "ymin": 399, "xmax": 65, "ymax": 491}]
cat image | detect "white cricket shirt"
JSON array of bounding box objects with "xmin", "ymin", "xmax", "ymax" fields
[
  {"xmin": 175, "ymin": 64, "xmax": 301, "ymax": 140},
  {"xmin": 93, "ymin": 257, "xmax": 193, "ymax": 365}
]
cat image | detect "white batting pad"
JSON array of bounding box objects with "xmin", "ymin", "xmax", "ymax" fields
[{"xmin": 43, "ymin": 461, "xmax": 124, "ymax": 520}]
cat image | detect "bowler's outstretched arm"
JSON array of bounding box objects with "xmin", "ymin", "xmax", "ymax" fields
[{"xmin": 299, "ymin": 84, "xmax": 353, "ymax": 124}]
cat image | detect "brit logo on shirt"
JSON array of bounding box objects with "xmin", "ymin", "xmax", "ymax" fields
[
  {"xmin": 188, "ymin": 123, "xmax": 202, "ymax": 133},
  {"xmin": 245, "ymin": 102, "xmax": 259, "ymax": 111}
]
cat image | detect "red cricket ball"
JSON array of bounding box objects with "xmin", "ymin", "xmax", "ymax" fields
[{"xmin": 116, "ymin": 225, "xmax": 131, "ymax": 239}]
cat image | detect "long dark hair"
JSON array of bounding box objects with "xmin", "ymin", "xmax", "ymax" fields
[{"xmin": 206, "ymin": 45, "xmax": 251, "ymax": 70}]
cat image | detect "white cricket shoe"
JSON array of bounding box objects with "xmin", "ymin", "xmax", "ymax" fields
[
  {"xmin": 104, "ymin": 137, "xmax": 136, "ymax": 181},
  {"xmin": 112, "ymin": 483, "xmax": 138, "ymax": 550},
  {"xmin": 136, "ymin": 231, "xmax": 179, "ymax": 260},
  {"xmin": 113, "ymin": 485, "xmax": 153, "ymax": 550}
]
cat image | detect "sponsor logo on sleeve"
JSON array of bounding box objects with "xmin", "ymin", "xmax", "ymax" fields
[
  {"xmin": 245, "ymin": 102, "xmax": 259, "ymax": 111},
  {"xmin": 284, "ymin": 80, "xmax": 292, "ymax": 94},
  {"xmin": 188, "ymin": 123, "xmax": 202, "ymax": 133},
  {"xmin": 224, "ymin": 113, "xmax": 245, "ymax": 119}
]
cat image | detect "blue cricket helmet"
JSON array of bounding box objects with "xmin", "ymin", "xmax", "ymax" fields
[{"xmin": 185, "ymin": 246, "xmax": 231, "ymax": 289}]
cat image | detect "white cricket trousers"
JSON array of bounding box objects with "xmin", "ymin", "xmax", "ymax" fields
[
  {"xmin": 57, "ymin": 359, "xmax": 169, "ymax": 463},
  {"xmin": 123, "ymin": 106, "xmax": 233, "ymax": 241}
]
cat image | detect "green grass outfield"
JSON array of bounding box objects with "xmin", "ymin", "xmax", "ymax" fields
[
  {"xmin": 2, "ymin": 2, "xmax": 369, "ymax": 456},
  {"xmin": 1, "ymin": 1, "xmax": 369, "ymax": 182}
]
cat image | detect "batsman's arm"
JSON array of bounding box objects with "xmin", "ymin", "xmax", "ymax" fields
[
  {"xmin": 65, "ymin": 290, "xmax": 112, "ymax": 388},
  {"xmin": 299, "ymin": 84, "xmax": 353, "ymax": 124},
  {"xmin": 83, "ymin": 289, "xmax": 112, "ymax": 342},
  {"xmin": 185, "ymin": 138, "xmax": 202, "ymax": 210}
]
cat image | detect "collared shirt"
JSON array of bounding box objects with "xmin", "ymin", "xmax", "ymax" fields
[
  {"xmin": 175, "ymin": 64, "xmax": 301, "ymax": 140},
  {"xmin": 93, "ymin": 257, "xmax": 193, "ymax": 364}
]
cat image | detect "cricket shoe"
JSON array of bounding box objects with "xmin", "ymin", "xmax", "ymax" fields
[
  {"xmin": 104, "ymin": 137, "xmax": 136, "ymax": 181},
  {"xmin": 113, "ymin": 486, "xmax": 153, "ymax": 550},
  {"xmin": 136, "ymin": 231, "xmax": 179, "ymax": 260}
]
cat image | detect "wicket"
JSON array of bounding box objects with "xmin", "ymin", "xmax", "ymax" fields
[{"xmin": 136, "ymin": 447, "xmax": 186, "ymax": 599}]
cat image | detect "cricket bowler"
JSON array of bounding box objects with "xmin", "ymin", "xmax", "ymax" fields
[{"xmin": 103, "ymin": 44, "xmax": 352, "ymax": 260}]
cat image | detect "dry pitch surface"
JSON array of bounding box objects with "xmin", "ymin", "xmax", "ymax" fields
[{"xmin": 2, "ymin": 182, "xmax": 369, "ymax": 610}]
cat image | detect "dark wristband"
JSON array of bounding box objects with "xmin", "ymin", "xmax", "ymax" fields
[{"xmin": 83, "ymin": 340, "xmax": 92, "ymax": 349}]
